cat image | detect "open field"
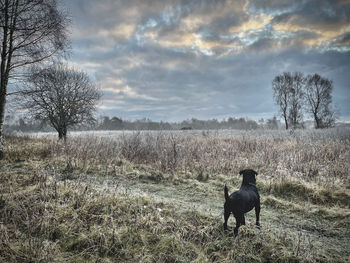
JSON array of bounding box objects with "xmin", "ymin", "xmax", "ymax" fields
[{"xmin": 0, "ymin": 128, "xmax": 349, "ymax": 262}]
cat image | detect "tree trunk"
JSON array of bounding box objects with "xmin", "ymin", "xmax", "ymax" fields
[
  {"xmin": 58, "ymin": 129, "xmax": 64, "ymax": 140},
  {"xmin": 63, "ymin": 126, "xmax": 67, "ymax": 141},
  {"xmin": 0, "ymin": 70, "xmax": 9, "ymax": 160},
  {"xmin": 58, "ymin": 126, "xmax": 67, "ymax": 141},
  {"xmin": 0, "ymin": 83, "xmax": 6, "ymax": 159},
  {"xmin": 283, "ymin": 115, "xmax": 289, "ymax": 130},
  {"xmin": 314, "ymin": 113, "xmax": 321, "ymax": 129},
  {"xmin": 0, "ymin": 0, "xmax": 9, "ymax": 160},
  {"xmin": 0, "ymin": 110, "xmax": 4, "ymax": 160},
  {"xmin": 0, "ymin": 69, "xmax": 8, "ymax": 161}
]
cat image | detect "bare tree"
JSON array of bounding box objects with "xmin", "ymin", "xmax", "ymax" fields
[
  {"xmin": 272, "ymin": 72, "xmax": 292, "ymax": 129},
  {"xmin": 305, "ymin": 74, "xmax": 336, "ymax": 128},
  {"xmin": 0, "ymin": 0, "xmax": 69, "ymax": 158},
  {"xmin": 273, "ymin": 72, "xmax": 306, "ymax": 130},
  {"xmin": 22, "ymin": 64, "xmax": 101, "ymax": 140},
  {"xmin": 288, "ymin": 72, "xmax": 305, "ymax": 129}
]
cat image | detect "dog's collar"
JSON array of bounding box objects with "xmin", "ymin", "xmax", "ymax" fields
[{"xmin": 248, "ymin": 183, "xmax": 256, "ymax": 186}]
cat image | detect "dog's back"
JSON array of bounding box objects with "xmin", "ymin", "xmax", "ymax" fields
[{"xmin": 225, "ymin": 185, "xmax": 259, "ymax": 214}]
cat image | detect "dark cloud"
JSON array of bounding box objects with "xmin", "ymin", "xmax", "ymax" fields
[
  {"xmin": 201, "ymin": 12, "xmax": 248, "ymax": 35},
  {"xmin": 249, "ymin": 0, "xmax": 303, "ymax": 12},
  {"xmin": 334, "ymin": 32, "xmax": 350, "ymax": 45},
  {"xmin": 271, "ymin": 0, "xmax": 350, "ymax": 30}
]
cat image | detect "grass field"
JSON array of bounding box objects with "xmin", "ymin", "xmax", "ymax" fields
[{"xmin": 0, "ymin": 128, "xmax": 349, "ymax": 262}]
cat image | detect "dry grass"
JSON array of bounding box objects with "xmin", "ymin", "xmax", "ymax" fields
[{"xmin": 0, "ymin": 128, "xmax": 349, "ymax": 262}]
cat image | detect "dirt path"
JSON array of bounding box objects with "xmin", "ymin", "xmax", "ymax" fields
[{"xmin": 84, "ymin": 174, "xmax": 225, "ymax": 218}]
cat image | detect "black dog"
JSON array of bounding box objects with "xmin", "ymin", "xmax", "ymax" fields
[{"xmin": 223, "ymin": 169, "xmax": 260, "ymax": 236}]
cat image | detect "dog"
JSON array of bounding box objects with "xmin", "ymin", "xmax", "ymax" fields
[{"xmin": 223, "ymin": 169, "xmax": 260, "ymax": 236}]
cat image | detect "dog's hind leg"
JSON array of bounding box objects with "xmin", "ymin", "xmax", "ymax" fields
[
  {"xmin": 241, "ymin": 214, "xmax": 246, "ymax": 225},
  {"xmin": 234, "ymin": 215, "xmax": 243, "ymax": 236},
  {"xmin": 223, "ymin": 208, "xmax": 230, "ymax": 230},
  {"xmin": 255, "ymin": 204, "xmax": 260, "ymax": 227}
]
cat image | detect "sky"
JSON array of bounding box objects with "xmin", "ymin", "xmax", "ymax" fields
[{"xmin": 60, "ymin": 0, "xmax": 350, "ymax": 122}]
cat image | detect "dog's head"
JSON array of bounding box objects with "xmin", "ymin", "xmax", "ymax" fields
[{"xmin": 239, "ymin": 169, "xmax": 258, "ymax": 185}]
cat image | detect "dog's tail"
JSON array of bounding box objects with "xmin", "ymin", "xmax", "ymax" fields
[{"xmin": 224, "ymin": 185, "xmax": 229, "ymax": 201}]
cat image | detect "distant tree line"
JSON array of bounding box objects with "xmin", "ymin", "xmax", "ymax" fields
[
  {"xmin": 272, "ymin": 72, "xmax": 337, "ymax": 129},
  {"xmin": 82, "ymin": 116, "xmax": 262, "ymax": 130},
  {"xmin": 5, "ymin": 116, "xmax": 285, "ymax": 133}
]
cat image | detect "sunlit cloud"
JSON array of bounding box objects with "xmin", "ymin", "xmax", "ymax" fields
[
  {"xmin": 99, "ymin": 24, "xmax": 136, "ymax": 40},
  {"xmin": 230, "ymin": 13, "xmax": 272, "ymax": 34}
]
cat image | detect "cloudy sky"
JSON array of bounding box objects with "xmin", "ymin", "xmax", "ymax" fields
[{"xmin": 61, "ymin": 0, "xmax": 350, "ymax": 122}]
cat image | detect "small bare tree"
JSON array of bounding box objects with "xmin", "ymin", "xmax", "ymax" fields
[
  {"xmin": 272, "ymin": 72, "xmax": 292, "ymax": 129},
  {"xmin": 22, "ymin": 64, "xmax": 101, "ymax": 140},
  {"xmin": 0, "ymin": 0, "xmax": 69, "ymax": 158},
  {"xmin": 305, "ymin": 74, "xmax": 336, "ymax": 128}
]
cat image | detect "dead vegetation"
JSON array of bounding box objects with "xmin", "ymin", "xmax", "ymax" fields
[{"xmin": 0, "ymin": 128, "xmax": 349, "ymax": 262}]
